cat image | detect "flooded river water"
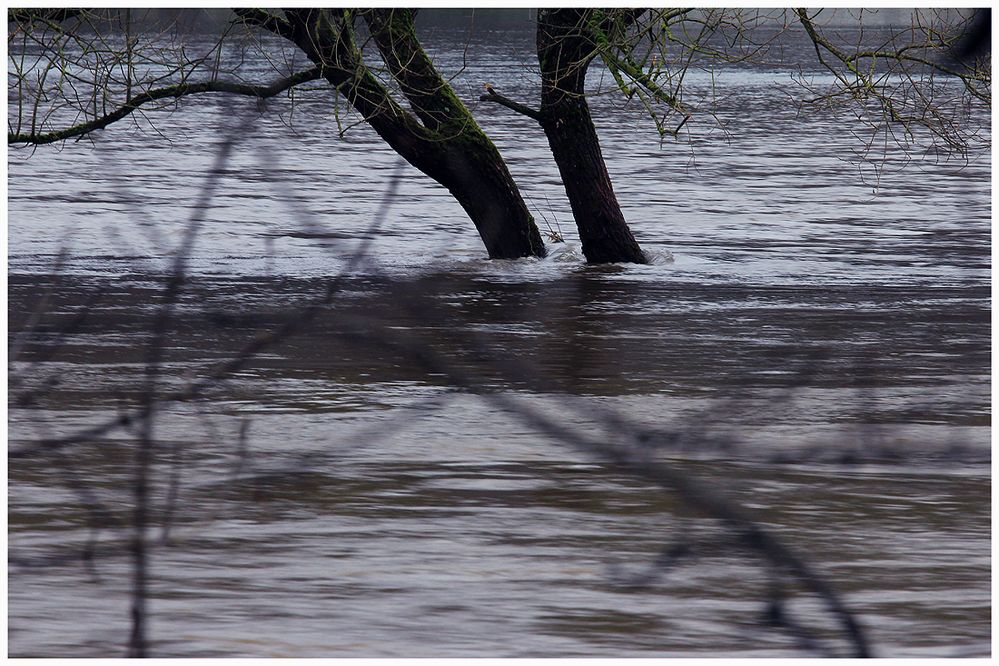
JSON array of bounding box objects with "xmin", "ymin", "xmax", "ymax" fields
[{"xmin": 7, "ymin": 23, "xmax": 991, "ymax": 657}]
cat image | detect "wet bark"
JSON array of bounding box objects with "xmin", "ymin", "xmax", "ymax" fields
[
  {"xmin": 537, "ymin": 9, "xmax": 647, "ymax": 264},
  {"xmin": 283, "ymin": 9, "xmax": 545, "ymax": 260}
]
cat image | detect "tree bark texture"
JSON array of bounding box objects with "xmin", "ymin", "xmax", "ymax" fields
[
  {"xmin": 284, "ymin": 9, "xmax": 545, "ymax": 260},
  {"xmin": 538, "ymin": 9, "xmax": 647, "ymax": 264}
]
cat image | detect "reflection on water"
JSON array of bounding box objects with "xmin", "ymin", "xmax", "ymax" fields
[{"xmin": 7, "ymin": 25, "xmax": 990, "ymax": 659}]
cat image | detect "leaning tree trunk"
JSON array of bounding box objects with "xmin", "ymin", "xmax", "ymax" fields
[
  {"xmin": 537, "ymin": 9, "xmax": 647, "ymax": 264},
  {"xmin": 284, "ymin": 9, "xmax": 545, "ymax": 260}
]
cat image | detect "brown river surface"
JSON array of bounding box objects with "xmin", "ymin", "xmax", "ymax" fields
[{"xmin": 8, "ymin": 24, "xmax": 990, "ymax": 657}]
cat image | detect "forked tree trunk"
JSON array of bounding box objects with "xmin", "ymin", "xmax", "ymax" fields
[
  {"xmin": 285, "ymin": 9, "xmax": 545, "ymax": 260},
  {"xmin": 537, "ymin": 9, "xmax": 647, "ymax": 264}
]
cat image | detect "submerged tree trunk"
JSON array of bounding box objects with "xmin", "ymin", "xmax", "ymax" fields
[
  {"xmin": 284, "ymin": 9, "xmax": 545, "ymax": 260},
  {"xmin": 537, "ymin": 9, "xmax": 647, "ymax": 264}
]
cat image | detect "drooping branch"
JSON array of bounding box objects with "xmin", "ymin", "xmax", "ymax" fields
[
  {"xmin": 600, "ymin": 50, "xmax": 691, "ymax": 132},
  {"xmin": 8, "ymin": 67, "xmax": 322, "ymax": 145},
  {"xmin": 792, "ymin": 7, "xmax": 990, "ymax": 155},
  {"xmin": 588, "ymin": 9, "xmax": 787, "ymax": 139},
  {"xmin": 795, "ymin": 8, "xmax": 990, "ymax": 105}
]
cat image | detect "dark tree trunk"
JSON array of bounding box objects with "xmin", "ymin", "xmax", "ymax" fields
[
  {"xmin": 284, "ymin": 9, "xmax": 545, "ymax": 260},
  {"xmin": 537, "ymin": 9, "xmax": 647, "ymax": 264}
]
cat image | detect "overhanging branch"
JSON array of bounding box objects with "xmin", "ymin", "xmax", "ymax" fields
[{"xmin": 8, "ymin": 67, "xmax": 322, "ymax": 145}]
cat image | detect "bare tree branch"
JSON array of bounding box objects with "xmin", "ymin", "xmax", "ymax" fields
[
  {"xmin": 231, "ymin": 8, "xmax": 294, "ymax": 41},
  {"xmin": 7, "ymin": 8, "xmax": 85, "ymax": 24},
  {"xmin": 793, "ymin": 7, "xmax": 990, "ymax": 155},
  {"xmin": 8, "ymin": 67, "xmax": 322, "ymax": 145},
  {"xmin": 479, "ymin": 90, "xmax": 542, "ymax": 123}
]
